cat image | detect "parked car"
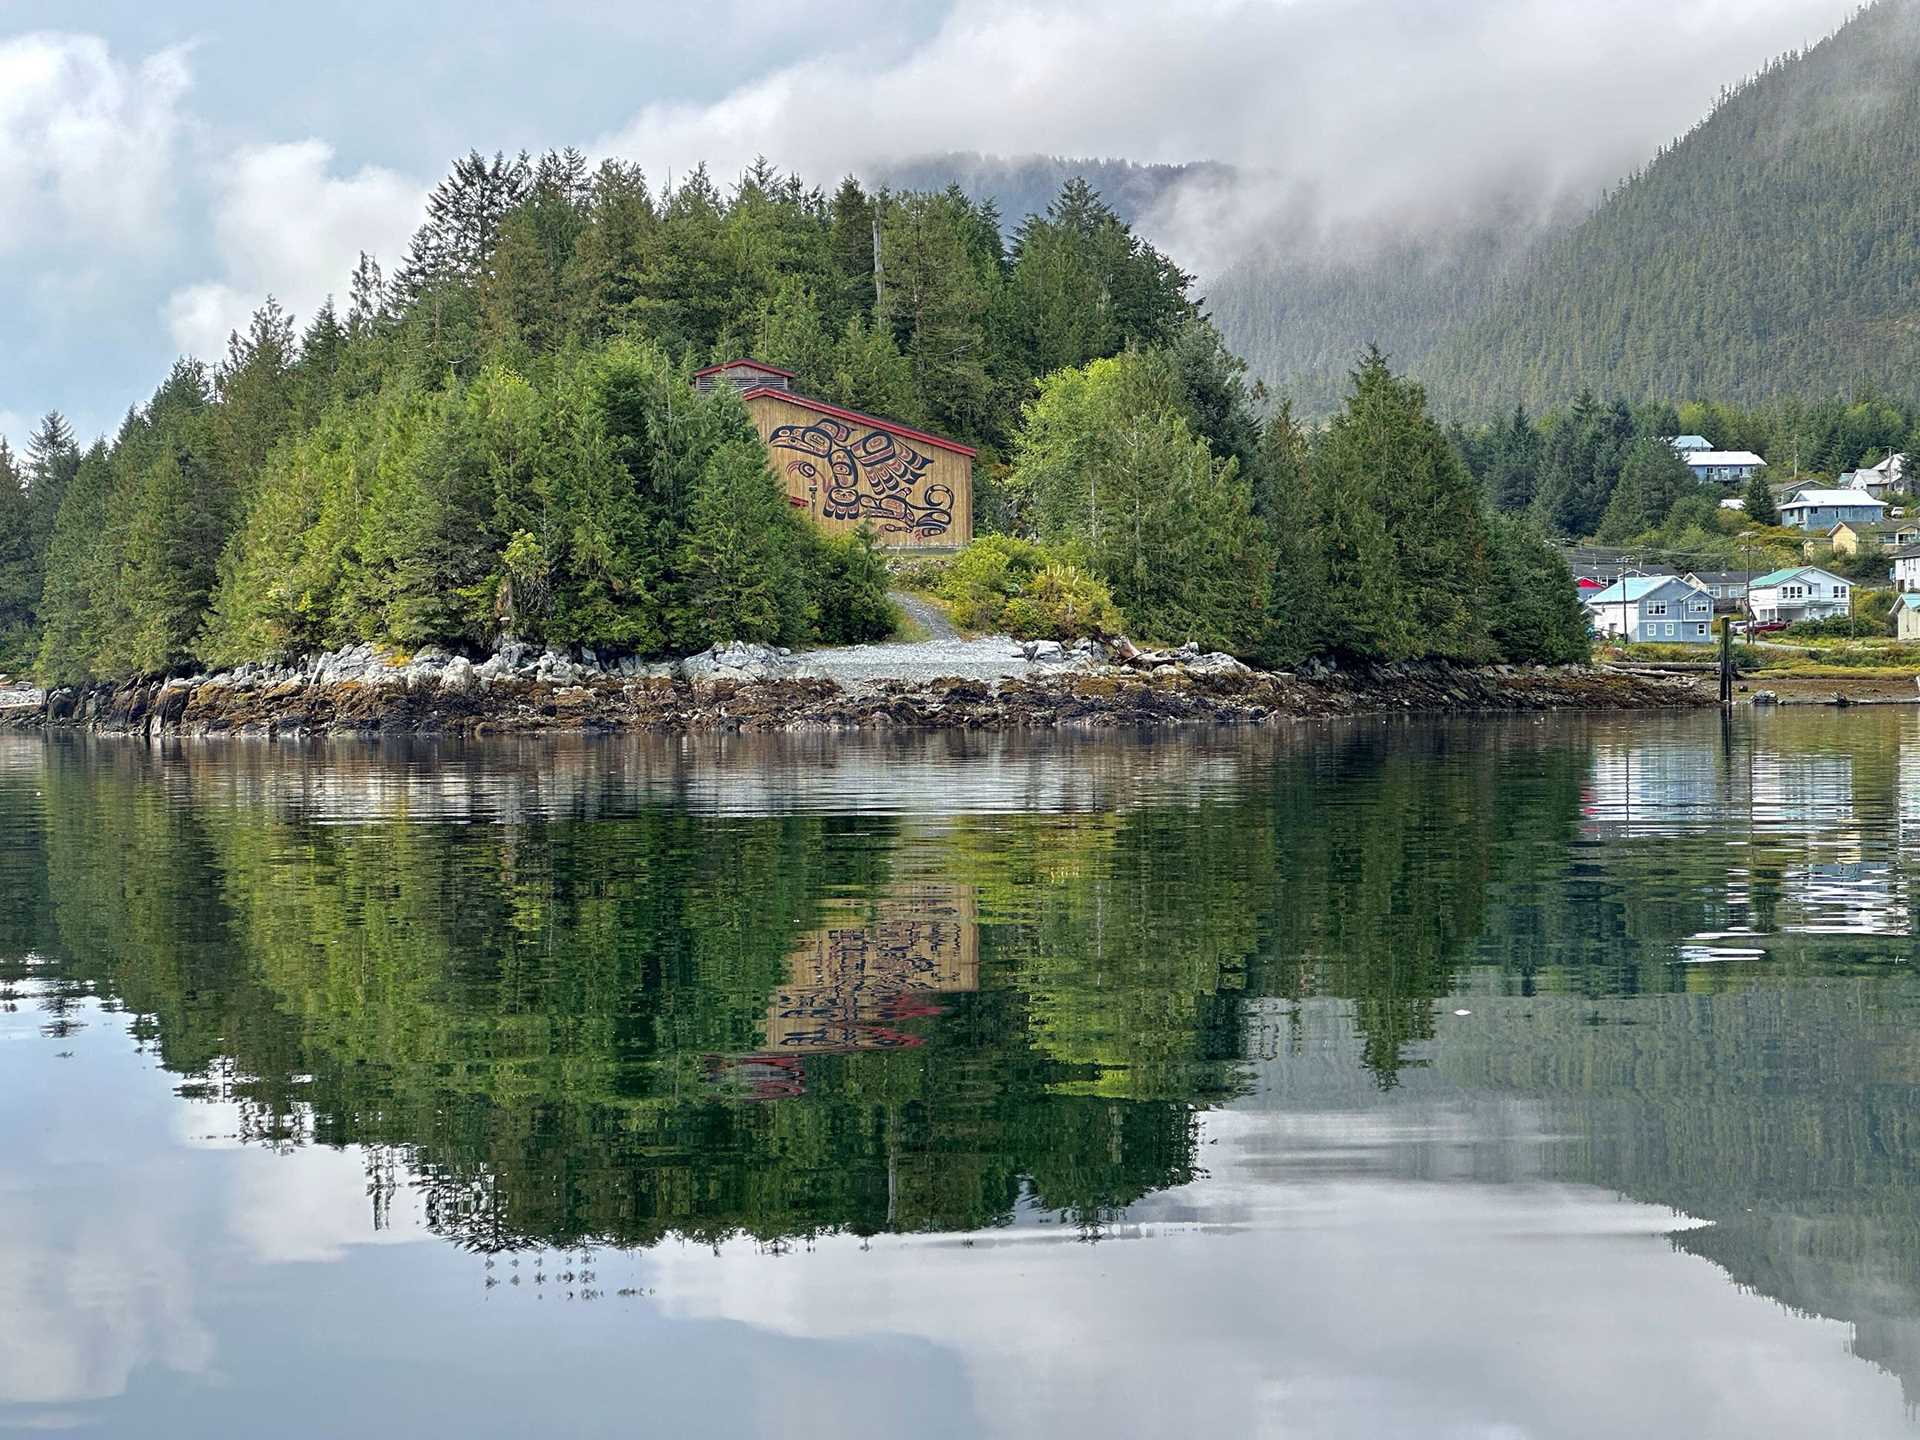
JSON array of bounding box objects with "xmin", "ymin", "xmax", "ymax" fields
[{"xmin": 1733, "ymin": 619, "xmax": 1790, "ymax": 635}]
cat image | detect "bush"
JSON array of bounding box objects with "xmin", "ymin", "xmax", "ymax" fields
[
  {"xmin": 1781, "ymin": 615, "xmax": 1873, "ymax": 639},
  {"xmin": 935, "ymin": 537, "xmax": 1121, "ymax": 639},
  {"xmin": 1000, "ymin": 564, "xmax": 1124, "ymax": 641},
  {"xmin": 805, "ymin": 528, "xmax": 896, "ymax": 645}
]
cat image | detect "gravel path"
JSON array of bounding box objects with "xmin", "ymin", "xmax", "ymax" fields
[
  {"xmin": 790, "ymin": 635, "xmax": 1038, "ymax": 687},
  {"xmin": 888, "ymin": 589, "xmax": 958, "ymax": 640}
]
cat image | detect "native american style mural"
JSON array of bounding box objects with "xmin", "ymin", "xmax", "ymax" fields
[{"xmin": 769, "ymin": 416, "xmax": 956, "ymax": 539}]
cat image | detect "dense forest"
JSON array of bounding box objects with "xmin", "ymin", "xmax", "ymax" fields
[
  {"xmin": 1450, "ymin": 389, "xmax": 1920, "ymax": 573},
  {"xmin": 1418, "ymin": 0, "xmax": 1920, "ymax": 413},
  {"xmin": 0, "ymin": 146, "xmax": 1590, "ymax": 682}
]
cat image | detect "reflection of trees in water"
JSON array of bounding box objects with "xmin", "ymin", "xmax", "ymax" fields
[{"xmin": 7, "ymin": 714, "xmax": 1920, "ymax": 1366}]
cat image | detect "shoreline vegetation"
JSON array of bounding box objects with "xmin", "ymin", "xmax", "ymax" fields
[
  {"xmin": 0, "ymin": 157, "xmax": 1592, "ymax": 696},
  {"xmin": 0, "ymin": 637, "xmax": 1711, "ymax": 738}
]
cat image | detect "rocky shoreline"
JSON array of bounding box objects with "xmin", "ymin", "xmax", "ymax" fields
[{"xmin": 0, "ymin": 637, "xmax": 1713, "ymax": 738}]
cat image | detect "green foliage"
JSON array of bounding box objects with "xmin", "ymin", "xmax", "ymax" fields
[
  {"xmin": 935, "ymin": 535, "xmax": 1121, "ymax": 640},
  {"xmin": 1743, "ymin": 469, "xmax": 1779, "ymax": 526},
  {"xmin": 1486, "ymin": 516, "xmax": 1593, "ymax": 665},
  {"xmin": 1009, "ymin": 350, "xmax": 1269, "ymax": 650},
  {"xmin": 24, "ymin": 157, "xmax": 1216, "ymax": 678},
  {"xmin": 801, "ymin": 528, "xmax": 897, "ymax": 645},
  {"xmin": 0, "ymin": 443, "xmax": 34, "ymax": 669},
  {"xmin": 671, "ymin": 439, "xmax": 810, "ymax": 650},
  {"xmin": 1596, "ymin": 436, "xmax": 1701, "ymax": 542}
]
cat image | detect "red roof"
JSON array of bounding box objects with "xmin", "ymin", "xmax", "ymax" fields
[
  {"xmin": 739, "ymin": 386, "xmax": 977, "ymax": 458},
  {"xmin": 694, "ymin": 357, "xmax": 798, "ymax": 380}
]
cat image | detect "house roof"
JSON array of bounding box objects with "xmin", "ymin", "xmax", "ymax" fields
[
  {"xmin": 1892, "ymin": 543, "xmax": 1920, "ymax": 560},
  {"xmin": 1782, "ymin": 488, "xmax": 1881, "ymax": 509},
  {"xmin": 695, "ymin": 357, "xmax": 798, "ymax": 380},
  {"xmin": 739, "ymin": 385, "xmax": 979, "ymax": 458},
  {"xmin": 1687, "ymin": 450, "xmax": 1766, "ymax": 467},
  {"xmin": 1583, "ymin": 575, "xmax": 1694, "ymax": 606},
  {"xmin": 1668, "ymin": 435, "xmax": 1712, "ymax": 452},
  {"xmin": 1684, "ymin": 570, "xmax": 1758, "ymax": 585},
  {"xmin": 1750, "ymin": 565, "xmax": 1847, "ymax": 588},
  {"xmin": 1890, "ymin": 594, "xmax": 1920, "ymax": 613}
]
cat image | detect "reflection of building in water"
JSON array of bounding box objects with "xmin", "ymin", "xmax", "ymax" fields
[
  {"xmin": 1750, "ymin": 749, "xmax": 1856, "ymax": 830},
  {"xmin": 1582, "ymin": 742, "xmax": 1727, "ymax": 837},
  {"xmin": 765, "ymin": 884, "xmax": 979, "ymax": 1054}
]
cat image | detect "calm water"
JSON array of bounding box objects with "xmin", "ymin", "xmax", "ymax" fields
[{"xmin": 5, "ymin": 713, "xmax": 1920, "ymax": 1437}]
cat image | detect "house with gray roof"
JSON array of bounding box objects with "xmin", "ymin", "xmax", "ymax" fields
[{"xmin": 1778, "ymin": 489, "xmax": 1884, "ymax": 531}]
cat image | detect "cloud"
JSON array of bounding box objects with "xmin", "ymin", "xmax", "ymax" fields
[
  {"xmin": 0, "ymin": 32, "xmax": 190, "ymax": 255},
  {"xmin": 164, "ymin": 140, "xmax": 424, "ymax": 361},
  {"xmin": 594, "ymin": 0, "xmax": 1858, "ymax": 274}
]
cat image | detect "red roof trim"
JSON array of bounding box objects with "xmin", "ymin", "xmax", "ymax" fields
[
  {"xmin": 739, "ymin": 386, "xmax": 978, "ymax": 458},
  {"xmin": 694, "ymin": 357, "xmax": 798, "ymax": 380}
]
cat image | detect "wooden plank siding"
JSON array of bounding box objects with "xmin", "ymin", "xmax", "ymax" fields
[{"xmin": 741, "ymin": 388, "xmax": 974, "ymax": 551}]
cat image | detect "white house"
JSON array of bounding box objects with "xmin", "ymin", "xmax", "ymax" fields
[
  {"xmin": 1686, "ymin": 449, "xmax": 1766, "ymax": 483},
  {"xmin": 1747, "ymin": 566, "xmax": 1851, "ymax": 625},
  {"xmin": 1891, "ymin": 543, "xmax": 1920, "ymax": 593},
  {"xmin": 1583, "ymin": 575, "xmax": 1716, "ymax": 644},
  {"xmin": 1777, "ymin": 489, "xmax": 1885, "ymax": 531},
  {"xmin": 1844, "ymin": 452, "xmax": 1908, "ymax": 499}
]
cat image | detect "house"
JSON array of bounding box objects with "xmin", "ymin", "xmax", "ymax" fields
[
  {"xmin": 1891, "ymin": 543, "xmax": 1920, "ymax": 593},
  {"xmin": 1777, "ymin": 488, "xmax": 1884, "ymax": 531},
  {"xmin": 1891, "ymin": 593, "xmax": 1920, "ymax": 642},
  {"xmin": 1747, "ymin": 566, "xmax": 1852, "ymax": 625},
  {"xmin": 1682, "ymin": 570, "xmax": 1759, "ymax": 613},
  {"xmin": 1825, "ymin": 519, "xmax": 1920, "ymax": 557},
  {"xmin": 1686, "ymin": 449, "xmax": 1766, "ymax": 483},
  {"xmin": 1855, "ymin": 451, "xmax": 1908, "ymax": 496},
  {"xmin": 1668, "ymin": 434, "xmax": 1713, "ymax": 455},
  {"xmin": 1583, "ymin": 575, "xmax": 1716, "ymax": 644},
  {"xmin": 693, "ymin": 358, "xmax": 974, "ymax": 549}
]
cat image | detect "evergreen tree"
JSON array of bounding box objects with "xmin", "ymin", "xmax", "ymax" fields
[
  {"xmin": 0, "ymin": 442, "xmax": 34, "ymax": 667},
  {"xmin": 1596, "ymin": 435, "xmax": 1697, "ymax": 541},
  {"xmin": 1743, "ymin": 467, "xmax": 1779, "ymax": 526},
  {"xmin": 1485, "ymin": 405, "xmax": 1541, "ymax": 512},
  {"xmin": 671, "ymin": 439, "xmax": 805, "ymax": 650},
  {"xmin": 1485, "ymin": 515, "xmax": 1591, "ymax": 664},
  {"xmin": 24, "ymin": 411, "xmax": 79, "ymax": 579}
]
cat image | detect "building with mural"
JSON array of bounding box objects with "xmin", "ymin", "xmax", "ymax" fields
[{"xmin": 695, "ymin": 358, "xmax": 974, "ymax": 550}]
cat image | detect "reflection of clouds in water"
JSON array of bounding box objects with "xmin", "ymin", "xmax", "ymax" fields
[
  {"xmin": 0, "ymin": 1003, "xmax": 214, "ymax": 1408},
  {"xmin": 224, "ymin": 1140, "xmax": 428, "ymax": 1265},
  {"xmin": 641, "ymin": 1105, "xmax": 1914, "ymax": 1440}
]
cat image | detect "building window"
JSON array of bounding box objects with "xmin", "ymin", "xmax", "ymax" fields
[
  {"xmin": 1691, "ymin": 600, "xmax": 1709, "ymax": 613},
  {"xmin": 1664, "ymin": 623, "xmax": 1676, "ymax": 637},
  {"xmin": 1695, "ymin": 624, "xmax": 1708, "ymax": 636},
  {"xmin": 1648, "ymin": 602, "xmax": 1668, "ymax": 616}
]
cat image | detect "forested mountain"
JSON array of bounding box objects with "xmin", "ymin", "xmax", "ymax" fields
[
  {"xmin": 1205, "ymin": 207, "xmax": 1559, "ymax": 416},
  {"xmin": 1418, "ymin": 0, "xmax": 1920, "ymax": 414},
  {"xmin": 868, "ymin": 154, "xmax": 1221, "ymax": 241}
]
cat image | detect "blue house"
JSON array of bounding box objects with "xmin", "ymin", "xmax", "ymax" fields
[
  {"xmin": 1777, "ymin": 488, "xmax": 1884, "ymax": 531},
  {"xmin": 1582, "ymin": 575, "xmax": 1716, "ymax": 644}
]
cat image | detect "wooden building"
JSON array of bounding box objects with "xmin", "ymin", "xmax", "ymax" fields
[{"xmin": 694, "ymin": 358, "xmax": 973, "ymax": 550}]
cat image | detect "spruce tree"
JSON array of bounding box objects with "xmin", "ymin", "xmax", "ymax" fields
[
  {"xmin": 671, "ymin": 439, "xmax": 804, "ymax": 650},
  {"xmin": 1743, "ymin": 467, "xmax": 1779, "ymax": 525},
  {"xmin": 0, "ymin": 443, "xmax": 35, "ymax": 668}
]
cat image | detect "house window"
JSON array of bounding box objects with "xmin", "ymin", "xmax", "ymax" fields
[
  {"xmin": 1664, "ymin": 623, "xmax": 1676, "ymax": 637},
  {"xmin": 1648, "ymin": 602, "xmax": 1668, "ymax": 616},
  {"xmin": 1835, "ymin": 584, "xmax": 1848, "ymax": 599},
  {"xmin": 1695, "ymin": 624, "xmax": 1708, "ymax": 637},
  {"xmin": 1784, "ymin": 584, "xmax": 1804, "ymax": 600},
  {"xmin": 1691, "ymin": 600, "xmax": 1709, "ymax": 613}
]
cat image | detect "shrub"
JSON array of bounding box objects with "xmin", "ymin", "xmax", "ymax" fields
[
  {"xmin": 1000, "ymin": 564, "xmax": 1123, "ymax": 641},
  {"xmin": 805, "ymin": 528, "xmax": 896, "ymax": 645},
  {"xmin": 935, "ymin": 537, "xmax": 1121, "ymax": 639}
]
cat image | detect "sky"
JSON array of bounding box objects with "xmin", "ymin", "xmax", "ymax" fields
[{"xmin": 0, "ymin": 0, "xmax": 1863, "ymax": 454}]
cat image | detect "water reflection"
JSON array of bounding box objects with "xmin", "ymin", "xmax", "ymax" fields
[{"xmin": 4, "ymin": 712, "xmax": 1920, "ymax": 1434}]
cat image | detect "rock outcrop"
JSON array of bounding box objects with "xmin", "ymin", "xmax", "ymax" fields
[{"xmin": 0, "ymin": 638, "xmax": 1714, "ymax": 739}]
